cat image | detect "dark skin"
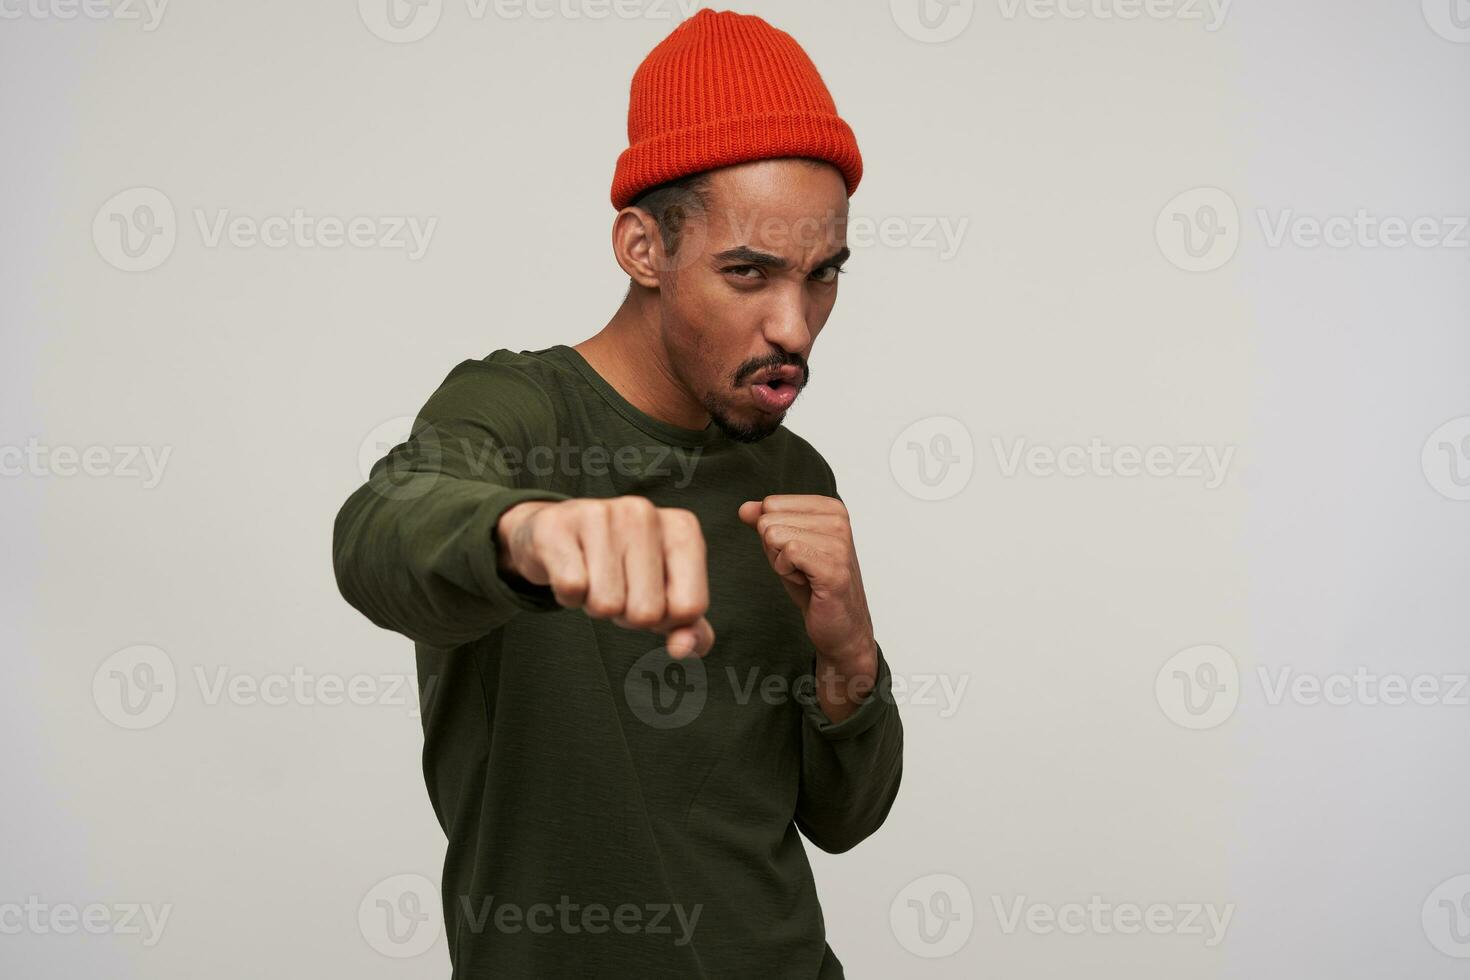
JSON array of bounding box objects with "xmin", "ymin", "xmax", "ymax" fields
[{"xmin": 496, "ymin": 158, "xmax": 877, "ymax": 722}]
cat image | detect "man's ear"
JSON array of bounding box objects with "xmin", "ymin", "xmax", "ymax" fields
[{"xmin": 612, "ymin": 207, "xmax": 664, "ymax": 289}]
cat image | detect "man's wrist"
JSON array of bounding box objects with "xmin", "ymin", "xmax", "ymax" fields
[
  {"xmin": 810, "ymin": 636, "xmax": 880, "ymax": 724},
  {"xmin": 495, "ymin": 499, "xmax": 553, "ymax": 577},
  {"xmin": 816, "ymin": 634, "xmax": 878, "ymax": 674}
]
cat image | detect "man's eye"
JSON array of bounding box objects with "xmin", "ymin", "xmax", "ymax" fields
[
  {"xmin": 726, "ymin": 265, "xmax": 763, "ymax": 279},
  {"xmin": 811, "ymin": 265, "xmax": 846, "ymax": 284}
]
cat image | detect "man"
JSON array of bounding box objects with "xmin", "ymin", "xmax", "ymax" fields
[{"xmin": 333, "ymin": 9, "xmax": 902, "ymax": 977}]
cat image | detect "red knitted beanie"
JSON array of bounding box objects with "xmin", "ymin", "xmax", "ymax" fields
[{"xmin": 610, "ymin": 8, "xmax": 863, "ymax": 210}]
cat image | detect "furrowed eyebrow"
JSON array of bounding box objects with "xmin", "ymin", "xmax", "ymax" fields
[
  {"xmin": 713, "ymin": 245, "xmax": 851, "ymax": 273},
  {"xmin": 815, "ymin": 246, "xmax": 851, "ymax": 269},
  {"xmin": 713, "ymin": 246, "xmax": 787, "ymax": 270}
]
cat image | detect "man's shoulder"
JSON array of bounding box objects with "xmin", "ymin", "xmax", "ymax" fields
[
  {"xmin": 426, "ymin": 346, "xmax": 583, "ymax": 407},
  {"xmin": 761, "ymin": 424, "xmax": 839, "ymax": 498},
  {"xmin": 416, "ymin": 347, "xmax": 576, "ymax": 432},
  {"xmin": 437, "ymin": 346, "xmax": 573, "ymax": 394}
]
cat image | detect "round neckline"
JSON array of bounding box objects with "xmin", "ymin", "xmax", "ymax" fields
[{"xmin": 543, "ymin": 344, "xmax": 733, "ymax": 452}]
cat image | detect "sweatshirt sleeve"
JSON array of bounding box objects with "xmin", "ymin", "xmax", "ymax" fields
[
  {"xmin": 795, "ymin": 641, "xmax": 904, "ymax": 853},
  {"xmin": 331, "ymin": 361, "xmax": 572, "ymax": 648},
  {"xmin": 792, "ymin": 460, "xmax": 904, "ymax": 854}
]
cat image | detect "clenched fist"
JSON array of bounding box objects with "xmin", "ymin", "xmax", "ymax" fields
[
  {"xmin": 496, "ymin": 496, "xmax": 716, "ymax": 658},
  {"xmin": 737, "ymin": 494, "xmax": 877, "ymax": 669},
  {"xmin": 738, "ymin": 494, "xmax": 879, "ymax": 723}
]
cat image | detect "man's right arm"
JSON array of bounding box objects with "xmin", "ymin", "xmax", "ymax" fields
[
  {"xmin": 332, "ymin": 361, "xmax": 716, "ymax": 654},
  {"xmin": 331, "ymin": 363, "xmax": 574, "ymax": 648}
]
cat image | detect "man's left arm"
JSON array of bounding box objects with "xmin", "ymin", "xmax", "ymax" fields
[{"xmin": 737, "ymin": 488, "xmax": 904, "ymax": 854}]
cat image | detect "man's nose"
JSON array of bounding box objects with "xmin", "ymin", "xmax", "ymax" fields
[{"xmin": 762, "ymin": 301, "xmax": 812, "ymax": 356}]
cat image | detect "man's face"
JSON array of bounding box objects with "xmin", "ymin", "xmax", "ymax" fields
[{"xmin": 655, "ymin": 158, "xmax": 851, "ymax": 443}]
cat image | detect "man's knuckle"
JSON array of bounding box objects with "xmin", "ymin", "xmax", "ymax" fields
[
  {"xmin": 667, "ymin": 598, "xmax": 706, "ymax": 622},
  {"xmin": 624, "ymin": 604, "xmax": 663, "ymax": 627},
  {"xmin": 549, "ymin": 567, "xmax": 587, "ymax": 592},
  {"xmin": 614, "ymin": 495, "xmax": 656, "ymax": 519},
  {"xmin": 660, "ymin": 507, "xmax": 700, "ymax": 536},
  {"xmin": 583, "ymin": 595, "xmax": 621, "ymax": 618},
  {"xmin": 576, "ymin": 500, "xmax": 609, "ymax": 529}
]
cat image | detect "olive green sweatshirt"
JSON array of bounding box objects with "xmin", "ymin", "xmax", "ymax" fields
[{"xmin": 332, "ymin": 345, "xmax": 903, "ymax": 979}]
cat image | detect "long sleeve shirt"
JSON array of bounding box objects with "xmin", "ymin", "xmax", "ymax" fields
[{"xmin": 332, "ymin": 344, "xmax": 903, "ymax": 979}]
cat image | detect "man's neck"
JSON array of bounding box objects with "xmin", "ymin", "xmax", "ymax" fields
[{"xmin": 574, "ymin": 302, "xmax": 710, "ymax": 431}]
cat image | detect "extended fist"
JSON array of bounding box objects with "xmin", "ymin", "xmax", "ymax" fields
[{"xmin": 496, "ymin": 496, "xmax": 715, "ymax": 658}]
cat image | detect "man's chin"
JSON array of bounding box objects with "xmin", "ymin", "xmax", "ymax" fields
[{"xmin": 708, "ymin": 406, "xmax": 784, "ymax": 444}]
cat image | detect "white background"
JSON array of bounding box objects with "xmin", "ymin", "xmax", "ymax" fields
[{"xmin": 2, "ymin": 0, "xmax": 1469, "ymax": 976}]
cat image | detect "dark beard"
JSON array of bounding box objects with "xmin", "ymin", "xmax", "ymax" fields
[
  {"xmin": 703, "ymin": 395, "xmax": 783, "ymax": 443},
  {"xmin": 703, "ymin": 350, "xmax": 810, "ymax": 443}
]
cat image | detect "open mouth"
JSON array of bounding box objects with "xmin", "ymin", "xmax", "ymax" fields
[{"xmin": 749, "ymin": 376, "xmax": 800, "ymax": 413}]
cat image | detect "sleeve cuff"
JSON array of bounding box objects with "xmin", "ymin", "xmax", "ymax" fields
[
  {"xmin": 465, "ymin": 487, "xmax": 572, "ymax": 614},
  {"xmin": 801, "ymin": 641, "xmax": 896, "ymax": 741}
]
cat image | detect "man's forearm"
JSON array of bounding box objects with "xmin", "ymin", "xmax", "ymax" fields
[{"xmin": 812, "ymin": 637, "xmax": 879, "ymax": 724}]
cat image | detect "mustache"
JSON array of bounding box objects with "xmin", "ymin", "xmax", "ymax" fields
[{"xmin": 732, "ymin": 351, "xmax": 810, "ymax": 388}]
